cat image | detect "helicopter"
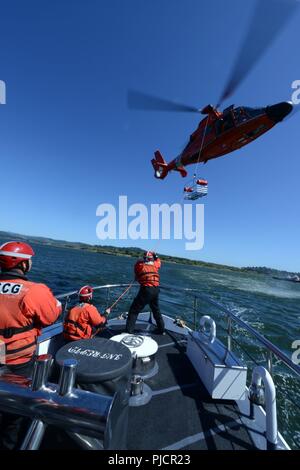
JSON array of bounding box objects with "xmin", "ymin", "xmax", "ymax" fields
[
  {"xmin": 128, "ymin": 0, "xmax": 299, "ymax": 181},
  {"xmin": 151, "ymin": 101, "xmax": 293, "ymax": 179}
]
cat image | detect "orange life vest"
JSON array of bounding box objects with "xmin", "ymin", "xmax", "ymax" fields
[
  {"xmin": 63, "ymin": 302, "xmax": 106, "ymax": 341},
  {"xmin": 135, "ymin": 259, "xmax": 161, "ymax": 287},
  {"xmin": 0, "ymin": 272, "xmax": 62, "ymax": 365}
]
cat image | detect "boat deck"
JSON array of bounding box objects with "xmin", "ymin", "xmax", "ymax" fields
[
  {"xmin": 39, "ymin": 314, "xmax": 255, "ymax": 450},
  {"xmin": 110, "ymin": 321, "xmax": 254, "ymax": 450}
]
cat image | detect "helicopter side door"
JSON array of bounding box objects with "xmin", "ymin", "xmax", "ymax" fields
[{"xmin": 215, "ymin": 111, "xmax": 235, "ymax": 136}]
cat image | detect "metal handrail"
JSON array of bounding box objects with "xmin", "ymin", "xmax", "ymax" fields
[
  {"xmin": 55, "ymin": 282, "xmax": 300, "ymax": 378},
  {"xmin": 160, "ymin": 284, "xmax": 300, "ymax": 378},
  {"xmin": 56, "ymin": 283, "xmax": 135, "ymax": 300},
  {"xmin": 187, "ymin": 291, "xmax": 300, "ymax": 377}
]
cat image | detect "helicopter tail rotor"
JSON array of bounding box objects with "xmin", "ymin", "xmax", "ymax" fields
[{"xmin": 152, "ymin": 151, "xmax": 169, "ymax": 179}]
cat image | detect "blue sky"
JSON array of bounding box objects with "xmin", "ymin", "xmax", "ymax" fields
[{"xmin": 0, "ymin": 0, "xmax": 299, "ymax": 271}]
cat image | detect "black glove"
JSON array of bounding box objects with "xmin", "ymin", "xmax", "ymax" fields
[{"xmin": 153, "ymin": 252, "xmax": 158, "ymax": 260}]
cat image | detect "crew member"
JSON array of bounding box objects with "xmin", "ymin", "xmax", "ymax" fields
[
  {"xmin": 126, "ymin": 251, "xmax": 165, "ymax": 334},
  {"xmin": 63, "ymin": 285, "xmax": 107, "ymax": 341},
  {"xmin": 0, "ymin": 240, "xmax": 62, "ymax": 449}
]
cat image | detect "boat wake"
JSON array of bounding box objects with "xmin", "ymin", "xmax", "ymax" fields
[{"xmin": 208, "ymin": 274, "xmax": 300, "ymax": 300}]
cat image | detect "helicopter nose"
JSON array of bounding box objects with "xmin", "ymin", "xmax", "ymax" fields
[{"xmin": 265, "ymin": 101, "xmax": 293, "ymax": 123}]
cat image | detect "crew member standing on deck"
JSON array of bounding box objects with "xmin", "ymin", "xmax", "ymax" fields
[
  {"xmin": 0, "ymin": 241, "xmax": 62, "ymax": 449},
  {"xmin": 126, "ymin": 251, "xmax": 165, "ymax": 334},
  {"xmin": 63, "ymin": 285, "xmax": 107, "ymax": 341}
]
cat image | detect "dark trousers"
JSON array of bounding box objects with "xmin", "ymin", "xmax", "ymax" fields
[
  {"xmin": 0, "ymin": 360, "xmax": 34, "ymax": 450},
  {"xmin": 126, "ymin": 286, "xmax": 165, "ymax": 334}
]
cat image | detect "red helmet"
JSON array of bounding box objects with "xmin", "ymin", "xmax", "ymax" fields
[
  {"xmin": 78, "ymin": 285, "xmax": 93, "ymax": 301},
  {"xmin": 143, "ymin": 251, "xmax": 154, "ymax": 262},
  {"xmin": 0, "ymin": 241, "xmax": 35, "ymax": 270}
]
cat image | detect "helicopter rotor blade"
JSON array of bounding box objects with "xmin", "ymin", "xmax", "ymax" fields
[
  {"xmin": 218, "ymin": 0, "xmax": 299, "ymax": 106},
  {"xmin": 128, "ymin": 89, "xmax": 200, "ymax": 113}
]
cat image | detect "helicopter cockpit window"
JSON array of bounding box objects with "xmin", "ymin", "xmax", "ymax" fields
[
  {"xmin": 243, "ymin": 107, "xmax": 264, "ymax": 119},
  {"xmin": 233, "ymin": 107, "xmax": 248, "ymax": 124}
]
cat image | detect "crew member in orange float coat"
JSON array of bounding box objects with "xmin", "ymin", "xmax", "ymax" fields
[
  {"xmin": 126, "ymin": 251, "xmax": 165, "ymax": 334},
  {"xmin": 0, "ymin": 241, "xmax": 62, "ymax": 449},
  {"xmin": 0, "ymin": 241, "xmax": 62, "ymax": 371},
  {"xmin": 63, "ymin": 285, "xmax": 107, "ymax": 341}
]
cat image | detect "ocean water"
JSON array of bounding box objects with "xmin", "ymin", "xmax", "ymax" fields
[{"xmin": 0, "ymin": 238, "xmax": 299, "ymax": 449}]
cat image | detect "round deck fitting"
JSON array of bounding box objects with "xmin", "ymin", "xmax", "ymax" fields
[{"xmin": 110, "ymin": 333, "xmax": 159, "ymax": 378}]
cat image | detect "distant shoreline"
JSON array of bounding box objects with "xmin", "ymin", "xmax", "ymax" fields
[{"xmin": 0, "ymin": 230, "xmax": 297, "ymax": 276}]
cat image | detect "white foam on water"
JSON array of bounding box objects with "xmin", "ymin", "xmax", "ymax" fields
[
  {"xmin": 235, "ymin": 282, "xmax": 300, "ymax": 300},
  {"xmin": 198, "ymin": 272, "xmax": 300, "ymax": 300}
]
